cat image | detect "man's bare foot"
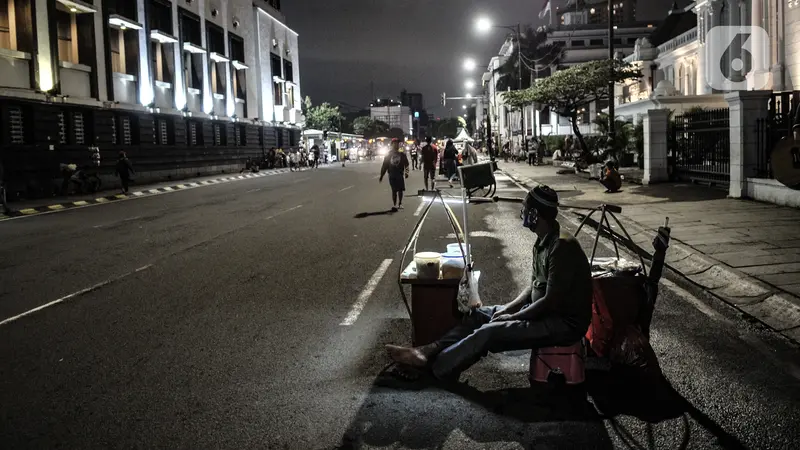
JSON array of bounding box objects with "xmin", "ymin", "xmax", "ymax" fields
[{"xmin": 386, "ymin": 344, "xmax": 429, "ymax": 368}]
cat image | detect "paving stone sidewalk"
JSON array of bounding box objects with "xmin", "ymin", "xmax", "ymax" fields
[{"xmin": 499, "ymin": 161, "xmax": 800, "ymax": 344}]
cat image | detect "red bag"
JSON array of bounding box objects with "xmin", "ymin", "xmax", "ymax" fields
[
  {"xmin": 586, "ymin": 279, "xmax": 614, "ymax": 357},
  {"xmin": 586, "ymin": 275, "xmax": 647, "ymax": 357}
]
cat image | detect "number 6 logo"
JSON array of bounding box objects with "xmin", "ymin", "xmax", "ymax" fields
[{"xmin": 705, "ymin": 26, "xmax": 771, "ymax": 91}]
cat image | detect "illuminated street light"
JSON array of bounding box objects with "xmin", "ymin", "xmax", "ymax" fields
[
  {"xmin": 475, "ymin": 17, "xmax": 492, "ymax": 33},
  {"xmin": 462, "ymin": 105, "xmax": 467, "ymax": 109},
  {"xmin": 466, "ymin": 93, "xmax": 473, "ymax": 99},
  {"xmin": 465, "ymin": 80, "xmax": 475, "ymax": 90},
  {"xmin": 463, "ymin": 58, "xmax": 477, "ymax": 71}
]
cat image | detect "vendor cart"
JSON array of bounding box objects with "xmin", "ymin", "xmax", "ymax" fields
[{"xmin": 397, "ymin": 161, "xmax": 497, "ymax": 346}]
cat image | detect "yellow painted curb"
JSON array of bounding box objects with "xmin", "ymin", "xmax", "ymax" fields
[
  {"xmin": 47, "ymin": 204, "xmax": 64, "ymax": 211},
  {"xmin": 19, "ymin": 208, "xmax": 37, "ymax": 215},
  {"xmin": 74, "ymin": 201, "xmax": 89, "ymax": 206}
]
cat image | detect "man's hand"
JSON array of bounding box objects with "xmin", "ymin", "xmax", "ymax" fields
[
  {"xmin": 378, "ymin": 177, "xmax": 383, "ymax": 183},
  {"xmin": 490, "ymin": 314, "xmax": 514, "ymax": 323},
  {"xmin": 490, "ymin": 306, "xmax": 510, "ymax": 321}
]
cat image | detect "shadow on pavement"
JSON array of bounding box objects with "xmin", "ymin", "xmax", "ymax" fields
[{"xmin": 354, "ymin": 210, "xmax": 398, "ymax": 219}]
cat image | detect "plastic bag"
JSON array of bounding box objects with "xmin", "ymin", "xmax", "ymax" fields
[
  {"xmin": 456, "ymin": 268, "xmax": 482, "ymax": 313},
  {"xmin": 609, "ymin": 326, "xmax": 662, "ymax": 377}
]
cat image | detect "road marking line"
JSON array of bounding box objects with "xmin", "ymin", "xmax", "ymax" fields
[
  {"xmin": 414, "ymin": 199, "xmax": 429, "ymax": 217},
  {"xmin": 341, "ymin": 259, "xmax": 393, "ymax": 326},
  {"xmin": 0, "ymin": 265, "xmax": 154, "ymax": 327},
  {"xmin": 339, "ymin": 185, "xmax": 354, "ymax": 192},
  {"xmin": 93, "ymin": 215, "xmax": 143, "ymax": 229},
  {"xmin": 291, "ymin": 177, "xmax": 309, "ymax": 184},
  {"xmin": 245, "ymin": 188, "xmax": 262, "ymax": 194}
]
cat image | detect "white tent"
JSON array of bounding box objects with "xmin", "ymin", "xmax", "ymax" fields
[{"xmin": 452, "ymin": 128, "xmax": 475, "ymax": 144}]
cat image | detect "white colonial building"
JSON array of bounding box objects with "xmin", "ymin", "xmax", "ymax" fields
[{"xmin": 0, "ymin": 0, "xmax": 304, "ymax": 198}]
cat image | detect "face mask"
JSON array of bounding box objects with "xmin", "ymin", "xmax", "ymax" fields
[{"xmin": 520, "ymin": 204, "xmax": 540, "ymax": 231}]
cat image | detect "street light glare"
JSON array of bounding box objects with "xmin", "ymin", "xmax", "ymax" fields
[
  {"xmin": 463, "ymin": 105, "xmax": 467, "ymax": 109},
  {"xmin": 465, "ymin": 80, "xmax": 475, "ymax": 90},
  {"xmin": 463, "ymin": 58, "xmax": 477, "ymax": 71},
  {"xmin": 475, "ymin": 17, "xmax": 492, "ymax": 33}
]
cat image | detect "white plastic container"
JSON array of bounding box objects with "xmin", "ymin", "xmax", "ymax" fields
[
  {"xmin": 414, "ymin": 252, "xmax": 442, "ymax": 280},
  {"xmin": 446, "ymin": 243, "xmax": 471, "ymax": 257}
]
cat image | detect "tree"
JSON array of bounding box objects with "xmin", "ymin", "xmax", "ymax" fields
[
  {"xmin": 495, "ymin": 26, "xmax": 563, "ymax": 92},
  {"xmin": 592, "ymin": 113, "xmax": 635, "ymax": 161},
  {"xmin": 388, "ymin": 128, "xmax": 405, "ymax": 140},
  {"xmin": 352, "ymin": 116, "xmax": 390, "ymax": 138},
  {"xmin": 304, "ymin": 101, "xmax": 343, "ymax": 133},
  {"xmin": 431, "ymin": 118, "xmax": 460, "ymax": 139},
  {"xmin": 507, "ymin": 59, "xmax": 642, "ymax": 152}
]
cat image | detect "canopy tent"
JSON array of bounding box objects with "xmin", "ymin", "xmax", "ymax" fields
[{"xmin": 452, "ymin": 127, "xmax": 475, "ymax": 144}]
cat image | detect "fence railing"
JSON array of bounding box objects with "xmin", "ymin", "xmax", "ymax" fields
[
  {"xmin": 755, "ymin": 91, "xmax": 800, "ymax": 179},
  {"xmin": 669, "ymin": 108, "xmax": 730, "ymax": 186}
]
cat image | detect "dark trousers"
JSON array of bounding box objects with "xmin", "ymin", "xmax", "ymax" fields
[
  {"xmin": 528, "ymin": 153, "xmax": 536, "ymax": 166},
  {"xmin": 431, "ymin": 305, "xmax": 586, "ymax": 379},
  {"xmin": 120, "ymin": 176, "xmax": 130, "ymax": 193},
  {"xmin": 412, "ymin": 156, "xmax": 419, "ymax": 170}
]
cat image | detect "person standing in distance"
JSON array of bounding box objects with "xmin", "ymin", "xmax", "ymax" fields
[
  {"xmin": 420, "ymin": 136, "xmax": 438, "ymax": 191},
  {"xmin": 379, "ymin": 139, "xmax": 410, "ymax": 212}
]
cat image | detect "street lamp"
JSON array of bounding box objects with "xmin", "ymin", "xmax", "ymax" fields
[
  {"xmin": 463, "ymin": 105, "xmax": 467, "ymax": 110},
  {"xmin": 475, "ymin": 17, "xmax": 492, "ymax": 33},
  {"xmin": 463, "ymin": 58, "xmax": 477, "ymax": 71},
  {"xmin": 465, "ymin": 80, "xmax": 475, "ymax": 90}
]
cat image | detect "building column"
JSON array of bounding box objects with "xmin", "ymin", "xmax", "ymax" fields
[
  {"xmin": 771, "ymin": 0, "xmax": 785, "ymax": 90},
  {"xmin": 33, "ymin": 0, "xmax": 56, "ymax": 92},
  {"xmin": 642, "ymin": 109, "xmax": 670, "ymax": 185},
  {"xmin": 748, "ymin": 0, "xmax": 770, "ymax": 90},
  {"xmin": 198, "ymin": 0, "xmax": 212, "ymax": 115},
  {"xmin": 726, "ymin": 90, "xmax": 771, "ymax": 198},
  {"xmin": 172, "ymin": 0, "xmax": 186, "ymax": 110},
  {"xmin": 137, "ymin": 0, "xmax": 153, "ymax": 106}
]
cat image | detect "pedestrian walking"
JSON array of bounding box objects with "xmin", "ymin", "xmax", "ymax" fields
[
  {"xmin": 421, "ymin": 136, "xmax": 438, "ymax": 191},
  {"xmin": 115, "ymin": 151, "xmax": 135, "ymax": 194},
  {"xmin": 410, "ymin": 140, "xmax": 420, "ymax": 170},
  {"xmin": 442, "ymin": 139, "xmax": 459, "ymax": 187},
  {"xmin": 311, "ymin": 144, "xmax": 321, "ymax": 169},
  {"xmin": 379, "ymin": 139, "xmax": 410, "ymax": 212},
  {"xmin": 528, "ymin": 139, "xmax": 537, "ymax": 166}
]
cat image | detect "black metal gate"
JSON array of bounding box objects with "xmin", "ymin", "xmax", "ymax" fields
[
  {"xmin": 755, "ymin": 91, "xmax": 800, "ymax": 179},
  {"xmin": 669, "ymin": 108, "xmax": 730, "ymax": 186}
]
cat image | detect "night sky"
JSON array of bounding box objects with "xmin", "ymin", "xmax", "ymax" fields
[{"xmin": 283, "ymin": 0, "xmax": 679, "ymax": 114}]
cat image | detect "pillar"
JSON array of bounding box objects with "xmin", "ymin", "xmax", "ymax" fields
[
  {"xmin": 726, "ymin": 90, "xmax": 771, "ymax": 198},
  {"xmin": 642, "ymin": 109, "xmax": 670, "ymax": 185},
  {"xmin": 726, "ymin": 0, "xmax": 744, "ymax": 84},
  {"xmin": 137, "ymin": 0, "xmax": 153, "ymax": 106},
  {"xmin": 93, "ymin": 0, "xmax": 108, "ymax": 101},
  {"xmin": 33, "ymin": 0, "xmax": 55, "ymax": 92},
  {"xmin": 749, "ymin": 0, "xmax": 770, "ymax": 90}
]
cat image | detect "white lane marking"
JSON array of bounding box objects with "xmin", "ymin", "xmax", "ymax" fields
[
  {"xmin": 341, "ymin": 259, "xmax": 393, "ymax": 326},
  {"xmin": 339, "ymin": 185, "xmax": 354, "ymax": 192},
  {"xmin": 0, "ymin": 265, "xmax": 154, "ymax": 327},
  {"xmin": 445, "ymin": 231, "xmax": 496, "ymax": 239},
  {"xmin": 245, "ymin": 188, "xmax": 262, "ymax": 194},
  {"xmin": 291, "ymin": 177, "xmax": 310, "ymax": 184},
  {"xmin": 266, "ymin": 205, "xmax": 303, "ymax": 220},
  {"xmin": 413, "ymin": 199, "xmax": 428, "ymax": 217}
]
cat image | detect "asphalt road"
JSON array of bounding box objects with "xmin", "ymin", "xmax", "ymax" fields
[{"xmin": 1, "ymin": 161, "xmax": 799, "ymax": 449}]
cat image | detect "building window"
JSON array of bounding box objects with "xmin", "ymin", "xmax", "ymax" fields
[
  {"xmin": 149, "ymin": 0, "xmax": 174, "ymax": 83},
  {"xmin": 590, "ymin": 39, "xmax": 603, "ymax": 46},
  {"xmin": 286, "ymin": 84, "xmax": 295, "ymax": 109},
  {"xmin": 212, "ymin": 122, "xmax": 226, "ymax": 146},
  {"xmin": 180, "ymin": 10, "xmax": 204, "ymax": 91},
  {"xmin": 110, "ymin": 27, "xmax": 139, "ymax": 76},
  {"xmin": 230, "ymin": 34, "xmax": 246, "ymax": 99},
  {"xmin": 0, "ymin": 0, "xmax": 34, "ymax": 53},
  {"xmin": 273, "ymin": 80, "xmax": 283, "ymax": 106},
  {"xmin": 207, "ymin": 23, "xmax": 226, "ymax": 96},
  {"xmin": 271, "ymin": 52, "xmax": 283, "ymax": 106},
  {"xmin": 187, "ymin": 120, "xmax": 203, "ymax": 146},
  {"xmin": 283, "ymin": 59, "xmax": 293, "ymax": 83},
  {"xmin": 153, "ymin": 117, "xmax": 173, "ymax": 145},
  {"xmin": 55, "ymin": 3, "xmax": 95, "ymax": 66}
]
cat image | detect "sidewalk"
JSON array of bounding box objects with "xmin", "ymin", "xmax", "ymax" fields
[{"xmin": 499, "ymin": 161, "xmax": 800, "ymax": 344}]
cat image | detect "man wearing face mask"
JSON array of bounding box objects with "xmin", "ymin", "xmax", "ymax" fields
[{"xmin": 386, "ymin": 185, "xmax": 593, "ymax": 382}]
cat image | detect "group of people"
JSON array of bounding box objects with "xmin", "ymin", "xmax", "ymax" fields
[
  {"xmin": 378, "ymin": 137, "xmax": 482, "ymax": 211},
  {"xmin": 500, "ymin": 137, "xmax": 548, "ymax": 166}
]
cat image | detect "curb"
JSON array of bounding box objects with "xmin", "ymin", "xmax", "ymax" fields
[
  {"xmin": 501, "ymin": 168, "xmax": 800, "ymax": 345},
  {"xmin": 0, "ymin": 168, "xmax": 293, "ymax": 222}
]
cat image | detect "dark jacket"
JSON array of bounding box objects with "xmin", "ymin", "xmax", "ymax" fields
[{"xmin": 115, "ymin": 158, "xmax": 134, "ymax": 178}]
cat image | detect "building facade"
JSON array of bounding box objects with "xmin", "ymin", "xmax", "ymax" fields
[
  {"xmin": 370, "ymin": 101, "xmax": 412, "ymax": 136},
  {"xmin": 0, "ymin": 0, "xmax": 302, "ymax": 198}
]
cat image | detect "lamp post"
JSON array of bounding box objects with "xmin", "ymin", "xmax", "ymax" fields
[{"xmin": 476, "ymin": 18, "xmax": 528, "ymax": 157}]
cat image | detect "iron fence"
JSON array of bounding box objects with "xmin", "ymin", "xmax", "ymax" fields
[
  {"xmin": 755, "ymin": 91, "xmax": 800, "ymax": 179},
  {"xmin": 669, "ymin": 108, "xmax": 730, "ymax": 186}
]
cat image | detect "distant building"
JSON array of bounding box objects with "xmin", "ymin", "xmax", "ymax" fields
[
  {"xmin": 401, "ymin": 91, "xmax": 424, "ymax": 111},
  {"xmin": 370, "ymin": 102, "xmax": 412, "ymax": 136},
  {"xmin": 0, "ymin": 0, "xmax": 303, "ymax": 198}
]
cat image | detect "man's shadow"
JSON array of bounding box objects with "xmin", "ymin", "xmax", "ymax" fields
[{"xmin": 354, "ymin": 209, "xmax": 397, "ymax": 219}]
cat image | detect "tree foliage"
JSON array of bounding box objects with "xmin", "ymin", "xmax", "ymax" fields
[
  {"xmin": 430, "ymin": 118, "xmax": 461, "ymax": 139},
  {"xmin": 352, "ymin": 116, "xmax": 390, "ymax": 138},
  {"xmin": 506, "ymin": 59, "xmax": 642, "ymax": 152},
  {"xmin": 303, "ymin": 98, "xmax": 343, "ymax": 132},
  {"xmin": 388, "ymin": 128, "xmax": 406, "ymax": 140},
  {"xmin": 495, "ymin": 26, "xmax": 563, "ymax": 92},
  {"xmin": 592, "ymin": 113, "xmax": 635, "ymax": 160}
]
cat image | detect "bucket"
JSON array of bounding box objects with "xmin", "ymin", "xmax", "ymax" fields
[
  {"xmin": 414, "ymin": 252, "xmax": 442, "ymax": 279},
  {"xmin": 441, "ymin": 251, "xmax": 468, "ymax": 262},
  {"xmin": 446, "ymin": 243, "xmax": 471, "ymax": 256}
]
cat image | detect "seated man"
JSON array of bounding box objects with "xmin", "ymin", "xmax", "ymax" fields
[{"xmin": 386, "ymin": 185, "xmax": 593, "ymax": 382}]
